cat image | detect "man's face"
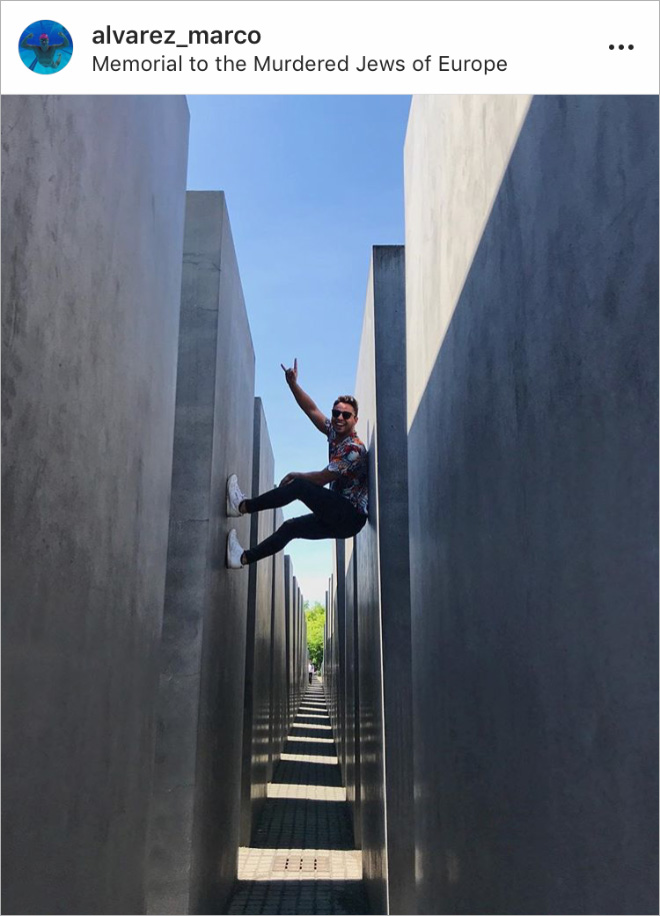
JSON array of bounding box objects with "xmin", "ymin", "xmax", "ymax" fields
[
  {"xmin": 40, "ymin": 36, "xmax": 49, "ymax": 49},
  {"xmin": 331, "ymin": 402, "xmax": 357, "ymax": 436}
]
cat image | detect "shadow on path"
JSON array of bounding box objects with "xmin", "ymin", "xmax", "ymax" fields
[{"xmin": 225, "ymin": 682, "xmax": 371, "ymax": 915}]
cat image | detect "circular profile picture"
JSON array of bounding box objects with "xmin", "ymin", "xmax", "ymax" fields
[{"xmin": 18, "ymin": 21, "xmax": 73, "ymax": 74}]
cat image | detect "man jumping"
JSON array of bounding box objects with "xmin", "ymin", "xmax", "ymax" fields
[{"xmin": 226, "ymin": 359, "xmax": 368, "ymax": 568}]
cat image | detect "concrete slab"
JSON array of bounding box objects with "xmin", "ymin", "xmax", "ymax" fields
[
  {"xmin": 333, "ymin": 539, "xmax": 347, "ymax": 781},
  {"xmin": 343, "ymin": 540, "xmax": 358, "ymax": 829},
  {"xmin": 284, "ymin": 556, "xmax": 295, "ymax": 731},
  {"xmin": 241, "ymin": 398, "xmax": 276, "ymax": 843},
  {"xmin": 269, "ymin": 510, "xmax": 288, "ymax": 777},
  {"xmin": 404, "ymin": 95, "xmax": 659, "ymax": 915},
  {"xmin": 352, "ymin": 246, "xmax": 415, "ymax": 915},
  {"xmin": 1, "ymin": 95, "xmax": 189, "ymax": 916},
  {"xmin": 147, "ymin": 191, "xmax": 255, "ymax": 914}
]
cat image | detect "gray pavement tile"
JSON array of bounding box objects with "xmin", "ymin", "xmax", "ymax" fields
[{"xmin": 224, "ymin": 689, "xmax": 370, "ymax": 915}]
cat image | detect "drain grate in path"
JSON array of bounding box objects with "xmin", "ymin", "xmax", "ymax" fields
[
  {"xmin": 225, "ymin": 683, "xmax": 370, "ymax": 914},
  {"xmin": 273, "ymin": 854, "xmax": 331, "ymax": 875}
]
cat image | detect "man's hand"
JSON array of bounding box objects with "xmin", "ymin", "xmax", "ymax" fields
[
  {"xmin": 280, "ymin": 360, "xmax": 328, "ymax": 434},
  {"xmin": 280, "ymin": 358, "xmax": 298, "ymax": 387},
  {"xmin": 279, "ymin": 471, "xmax": 301, "ymax": 487},
  {"xmin": 279, "ymin": 469, "xmax": 337, "ymax": 487},
  {"xmin": 27, "ymin": 32, "xmax": 33, "ymax": 38}
]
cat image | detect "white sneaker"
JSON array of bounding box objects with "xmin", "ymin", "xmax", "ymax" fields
[
  {"xmin": 226, "ymin": 474, "xmax": 247, "ymax": 517},
  {"xmin": 226, "ymin": 529, "xmax": 246, "ymax": 569}
]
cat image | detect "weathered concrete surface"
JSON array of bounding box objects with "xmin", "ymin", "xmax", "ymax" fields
[
  {"xmin": 324, "ymin": 576, "xmax": 336, "ymax": 730},
  {"xmin": 240, "ymin": 398, "xmax": 276, "ymax": 844},
  {"xmin": 147, "ymin": 192, "xmax": 255, "ymax": 914},
  {"xmin": 334, "ymin": 539, "xmax": 347, "ymax": 779},
  {"xmin": 1, "ymin": 95, "xmax": 189, "ymax": 915},
  {"xmin": 269, "ymin": 510, "xmax": 288, "ymax": 776},
  {"xmin": 284, "ymin": 559, "xmax": 306, "ymax": 731},
  {"xmin": 297, "ymin": 587, "xmax": 307, "ymax": 707},
  {"xmin": 405, "ymin": 95, "xmax": 532, "ymax": 423},
  {"xmin": 344, "ymin": 539, "xmax": 361, "ymax": 847},
  {"xmin": 351, "ymin": 246, "xmax": 414, "ymax": 915},
  {"xmin": 325, "ymin": 573, "xmax": 339, "ymax": 738},
  {"xmin": 405, "ymin": 95, "xmax": 659, "ymax": 915},
  {"xmin": 293, "ymin": 576, "xmax": 303, "ymax": 716},
  {"xmin": 285, "ymin": 556, "xmax": 295, "ymax": 730}
]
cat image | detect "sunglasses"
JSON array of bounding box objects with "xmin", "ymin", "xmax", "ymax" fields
[{"xmin": 332, "ymin": 409, "xmax": 354, "ymax": 420}]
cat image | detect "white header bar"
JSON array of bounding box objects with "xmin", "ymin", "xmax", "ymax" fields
[{"xmin": 2, "ymin": 0, "xmax": 658, "ymax": 94}]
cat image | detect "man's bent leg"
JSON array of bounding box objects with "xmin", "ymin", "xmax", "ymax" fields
[
  {"xmin": 243, "ymin": 513, "xmax": 334, "ymax": 565},
  {"xmin": 244, "ymin": 478, "xmax": 355, "ymax": 528}
]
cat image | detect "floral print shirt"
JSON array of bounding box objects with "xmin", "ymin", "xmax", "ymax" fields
[{"xmin": 324, "ymin": 418, "xmax": 368, "ymax": 516}]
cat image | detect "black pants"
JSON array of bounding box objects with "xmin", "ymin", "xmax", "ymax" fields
[{"xmin": 243, "ymin": 478, "xmax": 367, "ymax": 564}]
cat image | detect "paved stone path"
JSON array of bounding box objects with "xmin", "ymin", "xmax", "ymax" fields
[{"xmin": 226, "ymin": 682, "xmax": 370, "ymax": 915}]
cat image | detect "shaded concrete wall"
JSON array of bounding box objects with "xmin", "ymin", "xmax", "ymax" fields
[
  {"xmin": 324, "ymin": 573, "xmax": 339, "ymax": 736},
  {"xmin": 293, "ymin": 577, "xmax": 302, "ymax": 713},
  {"xmin": 281, "ymin": 556, "xmax": 306, "ymax": 736},
  {"xmin": 302, "ymin": 596, "xmax": 308, "ymax": 694},
  {"xmin": 294, "ymin": 583, "xmax": 302, "ymax": 706},
  {"xmin": 146, "ymin": 192, "xmax": 255, "ymax": 914},
  {"xmin": 288, "ymin": 567, "xmax": 306, "ymax": 724},
  {"xmin": 352, "ymin": 246, "xmax": 415, "ymax": 915},
  {"xmin": 405, "ymin": 95, "xmax": 659, "ymax": 915},
  {"xmin": 297, "ymin": 587, "xmax": 307, "ymax": 703},
  {"xmin": 269, "ymin": 509, "xmax": 288, "ymax": 776},
  {"xmin": 343, "ymin": 539, "xmax": 361, "ymax": 847},
  {"xmin": 240, "ymin": 398, "xmax": 275, "ymax": 843},
  {"xmin": 323, "ymin": 587, "xmax": 329, "ymax": 683},
  {"xmin": 285, "ymin": 556, "xmax": 295, "ymax": 730},
  {"xmin": 334, "ymin": 539, "xmax": 347, "ymax": 776},
  {"xmin": 1, "ymin": 95, "xmax": 189, "ymax": 915},
  {"xmin": 323, "ymin": 580, "xmax": 333, "ymax": 717}
]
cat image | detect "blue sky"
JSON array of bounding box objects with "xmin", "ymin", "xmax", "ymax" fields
[{"xmin": 186, "ymin": 95, "xmax": 411, "ymax": 604}]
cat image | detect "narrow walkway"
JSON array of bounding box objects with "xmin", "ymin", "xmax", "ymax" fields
[{"xmin": 227, "ymin": 682, "xmax": 370, "ymax": 915}]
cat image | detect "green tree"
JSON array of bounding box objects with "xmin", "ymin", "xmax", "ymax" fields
[{"xmin": 305, "ymin": 602, "xmax": 326, "ymax": 670}]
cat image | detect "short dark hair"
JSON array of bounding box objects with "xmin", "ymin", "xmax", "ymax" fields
[{"xmin": 334, "ymin": 395, "xmax": 358, "ymax": 416}]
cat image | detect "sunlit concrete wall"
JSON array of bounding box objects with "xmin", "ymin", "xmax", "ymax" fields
[
  {"xmin": 146, "ymin": 192, "xmax": 255, "ymax": 915},
  {"xmin": 351, "ymin": 246, "xmax": 414, "ymax": 916},
  {"xmin": 1, "ymin": 95, "xmax": 189, "ymax": 916},
  {"xmin": 240, "ymin": 398, "xmax": 276, "ymax": 844},
  {"xmin": 405, "ymin": 95, "xmax": 659, "ymax": 915}
]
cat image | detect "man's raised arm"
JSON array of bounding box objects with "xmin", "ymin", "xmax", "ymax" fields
[
  {"xmin": 50, "ymin": 31, "xmax": 70, "ymax": 50},
  {"xmin": 280, "ymin": 359, "xmax": 328, "ymax": 434}
]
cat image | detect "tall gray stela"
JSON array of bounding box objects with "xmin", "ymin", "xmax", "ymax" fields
[
  {"xmin": 284, "ymin": 556, "xmax": 294, "ymax": 730},
  {"xmin": 1, "ymin": 96, "xmax": 189, "ymax": 915},
  {"xmin": 352, "ymin": 246, "xmax": 414, "ymax": 915},
  {"xmin": 269, "ymin": 508, "xmax": 288, "ymax": 776},
  {"xmin": 146, "ymin": 192, "xmax": 255, "ymax": 914},
  {"xmin": 405, "ymin": 95, "xmax": 658, "ymax": 915},
  {"xmin": 333, "ymin": 539, "xmax": 347, "ymax": 777},
  {"xmin": 240, "ymin": 398, "xmax": 276, "ymax": 844}
]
